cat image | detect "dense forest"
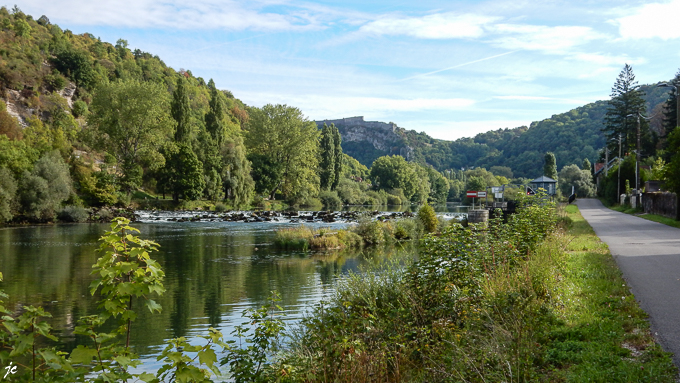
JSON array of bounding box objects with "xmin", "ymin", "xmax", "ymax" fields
[
  {"xmin": 0, "ymin": 7, "xmax": 458, "ymax": 224},
  {"xmin": 339, "ymin": 82, "xmax": 672, "ymax": 180},
  {"xmin": 0, "ymin": 7, "xmax": 678, "ymax": 225}
]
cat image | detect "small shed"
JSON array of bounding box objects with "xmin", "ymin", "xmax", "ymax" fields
[{"xmin": 530, "ymin": 176, "xmax": 557, "ymax": 196}]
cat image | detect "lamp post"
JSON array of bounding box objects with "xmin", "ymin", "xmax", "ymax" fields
[{"xmin": 658, "ymin": 82, "xmax": 680, "ymax": 128}]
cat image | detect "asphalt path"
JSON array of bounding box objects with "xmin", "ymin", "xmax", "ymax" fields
[{"xmin": 576, "ymin": 198, "xmax": 680, "ymax": 366}]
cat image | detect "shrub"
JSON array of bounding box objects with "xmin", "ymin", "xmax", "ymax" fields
[
  {"xmin": 318, "ymin": 190, "xmax": 342, "ymax": 208},
  {"xmin": 215, "ymin": 202, "xmax": 228, "ymax": 212},
  {"xmin": 393, "ymin": 218, "xmax": 421, "ymax": 240},
  {"xmin": 365, "ymin": 190, "xmax": 387, "ymax": 206},
  {"xmin": 354, "ymin": 218, "xmax": 393, "ymax": 245},
  {"xmin": 71, "ymin": 100, "xmax": 88, "ymax": 118},
  {"xmin": 275, "ymin": 226, "xmax": 314, "ymax": 250},
  {"xmin": 57, "ymin": 205, "xmax": 89, "ymax": 222},
  {"xmin": 418, "ymin": 203, "xmax": 438, "ymax": 233}
]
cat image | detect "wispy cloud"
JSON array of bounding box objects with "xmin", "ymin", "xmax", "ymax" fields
[
  {"xmin": 357, "ymin": 12, "xmax": 498, "ymax": 39},
  {"xmin": 617, "ymin": 0, "xmax": 680, "ymax": 40},
  {"xmin": 19, "ymin": 0, "xmax": 327, "ymax": 31},
  {"xmin": 489, "ymin": 24, "xmax": 606, "ymax": 54}
]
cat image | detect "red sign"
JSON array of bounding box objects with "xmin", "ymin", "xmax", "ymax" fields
[{"xmin": 466, "ymin": 191, "xmax": 477, "ymax": 198}]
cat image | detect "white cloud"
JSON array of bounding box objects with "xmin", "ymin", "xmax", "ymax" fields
[
  {"xmin": 617, "ymin": 0, "xmax": 680, "ymax": 39},
  {"xmin": 358, "ymin": 12, "xmax": 498, "ymax": 39},
  {"xmin": 489, "ymin": 24, "xmax": 606, "ymax": 54},
  {"xmin": 18, "ymin": 0, "xmax": 325, "ymax": 31}
]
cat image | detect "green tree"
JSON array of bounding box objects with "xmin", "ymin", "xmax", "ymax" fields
[
  {"xmin": 53, "ymin": 49, "xmax": 97, "ymax": 89},
  {"xmin": 162, "ymin": 143, "xmax": 205, "ymax": 201},
  {"xmin": 17, "ymin": 152, "xmax": 71, "ymax": 220},
  {"xmin": 221, "ymin": 136, "xmax": 254, "ymax": 208},
  {"xmin": 0, "ymin": 167, "xmax": 17, "ymax": 222},
  {"xmin": 12, "ymin": 18, "xmax": 30, "ymax": 38},
  {"xmin": 319, "ymin": 123, "xmax": 335, "ymax": 190},
  {"xmin": 543, "ymin": 152, "xmax": 558, "ymax": 180},
  {"xmin": 662, "ymin": 70, "xmax": 679, "ymax": 140},
  {"xmin": 663, "ymin": 128, "xmax": 680, "ymax": 198},
  {"xmin": 490, "ymin": 165, "xmax": 513, "ymax": 179},
  {"xmin": 246, "ymin": 104, "xmax": 319, "ymax": 200},
  {"xmin": 558, "ymin": 164, "xmax": 595, "ymax": 197},
  {"xmin": 331, "ymin": 124, "xmax": 343, "ymax": 190},
  {"xmin": 87, "ymin": 80, "xmax": 173, "ymax": 192},
  {"xmin": 582, "ymin": 158, "xmax": 592, "ymax": 172},
  {"xmin": 171, "ymin": 76, "xmax": 191, "ymax": 143},
  {"xmin": 603, "ymin": 64, "xmax": 653, "ymax": 155},
  {"xmin": 369, "ymin": 155, "xmax": 418, "ymax": 200},
  {"xmin": 205, "ymin": 79, "xmax": 225, "ymax": 145}
]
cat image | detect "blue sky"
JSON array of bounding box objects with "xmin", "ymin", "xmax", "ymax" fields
[{"xmin": 16, "ymin": 0, "xmax": 680, "ymax": 140}]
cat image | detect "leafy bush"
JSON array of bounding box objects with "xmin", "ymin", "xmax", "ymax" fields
[
  {"xmin": 393, "ymin": 218, "xmax": 421, "ymax": 240},
  {"xmin": 318, "ymin": 190, "xmax": 342, "ymax": 208},
  {"xmin": 71, "ymin": 100, "xmax": 88, "ymax": 117},
  {"xmin": 354, "ymin": 218, "xmax": 393, "ymax": 245},
  {"xmin": 57, "ymin": 205, "xmax": 88, "ymax": 222},
  {"xmin": 215, "ymin": 202, "xmax": 228, "ymax": 212},
  {"xmin": 418, "ymin": 203, "xmax": 438, "ymax": 233}
]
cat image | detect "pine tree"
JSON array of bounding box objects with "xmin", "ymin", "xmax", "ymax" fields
[
  {"xmin": 331, "ymin": 124, "xmax": 343, "ymax": 190},
  {"xmin": 603, "ymin": 64, "xmax": 654, "ymax": 154},
  {"xmin": 319, "ymin": 123, "xmax": 335, "ymax": 190},
  {"xmin": 171, "ymin": 76, "xmax": 191, "ymax": 143},
  {"xmin": 662, "ymin": 69, "xmax": 679, "ymax": 139},
  {"xmin": 543, "ymin": 152, "xmax": 558, "ymax": 180}
]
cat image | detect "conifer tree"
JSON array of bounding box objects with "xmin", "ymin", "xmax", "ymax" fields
[
  {"xmin": 662, "ymin": 69, "xmax": 679, "ymax": 138},
  {"xmin": 603, "ymin": 64, "xmax": 654, "ymax": 154}
]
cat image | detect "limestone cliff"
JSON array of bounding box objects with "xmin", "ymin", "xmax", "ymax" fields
[{"xmin": 316, "ymin": 116, "xmax": 413, "ymax": 166}]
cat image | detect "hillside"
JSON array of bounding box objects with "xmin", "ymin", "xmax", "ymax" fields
[{"xmin": 321, "ymin": 84, "xmax": 672, "ymax": 178}]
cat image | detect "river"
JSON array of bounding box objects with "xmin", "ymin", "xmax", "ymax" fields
[{"xmin": 0, "ymin": 204, "xmax": 467, "ymax": 376}]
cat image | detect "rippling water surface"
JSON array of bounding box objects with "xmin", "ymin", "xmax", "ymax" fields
[{"xmin": 0, "ymin": 205, "xmax": 467, "ymax": 377}]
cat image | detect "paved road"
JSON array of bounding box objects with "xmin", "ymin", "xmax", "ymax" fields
[{"xmin": 576, "ymin": 198, "xmax": 680, "ymax": 366}]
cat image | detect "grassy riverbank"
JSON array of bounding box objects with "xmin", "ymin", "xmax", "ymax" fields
[{"xmin": 267, "ymin": 203, "xmax": 677, "ymax": 382}]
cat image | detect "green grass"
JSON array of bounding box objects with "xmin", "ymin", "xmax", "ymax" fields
[
  {"xmin": 552, "ymin": 205, "xmax": 678, "ymax": 382},
  {"xmin": 607, "ymin": 203, "xmax": 680, "ymax": 229}
]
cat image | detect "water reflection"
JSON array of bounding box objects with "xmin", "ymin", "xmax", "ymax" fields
[{"xmin": 0, "ymin": 220, "xmax": 418, "ymax": 369}]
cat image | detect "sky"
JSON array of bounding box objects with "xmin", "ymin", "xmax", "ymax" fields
[{"xmin": 14, "ymin": 0, "xmax": 680, "ymax": 141}]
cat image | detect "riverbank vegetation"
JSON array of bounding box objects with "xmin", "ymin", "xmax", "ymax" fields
[{"xmin": 1, "ymin": 198, "xmax": 674, "ymax": 382}]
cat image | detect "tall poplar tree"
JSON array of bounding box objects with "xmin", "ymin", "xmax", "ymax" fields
[
  {"xmin": 331, "ymin": 124, "xmax": 342, "ymax": 190},
  {"xmin": 205, "ymin": 79, "xmax": 224, "ymax": 145},
  {"xmin": 543, "ymin": 152, "xmax": 558, "ymax": 180},
  {"xmin": 171, "ymin": 76, "xmax": 191, "ymax": 143},
  {"xmin": 319, "ymin": 123, "xmax": 335, "ymax": 190}
]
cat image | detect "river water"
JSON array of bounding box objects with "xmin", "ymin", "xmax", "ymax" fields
[{"xmin": 0, "ymin": 205, "xmax": 467, "ymax": 376}]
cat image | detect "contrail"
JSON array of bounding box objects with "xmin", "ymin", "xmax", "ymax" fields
[
  {"xmin": 186, "ymin": 34, "xmax": 270, "ymax": 53},
  {"xmin": 397, "ymin": 50, "xmax": 519, "ymax": 82}
]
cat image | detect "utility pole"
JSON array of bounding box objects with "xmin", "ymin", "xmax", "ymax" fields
[
  {"xmin": 617, "ymin": 133, "xmax": 622, "ymax": 200},
  {"xmin": 636, "ymin": 113, "xmax": 641, "ymax": 195}
]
